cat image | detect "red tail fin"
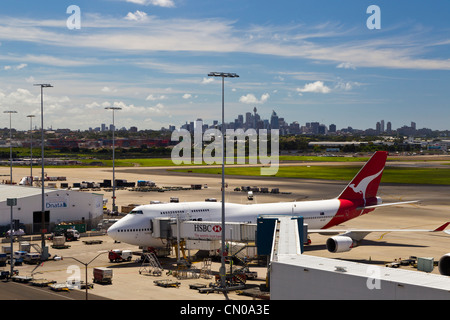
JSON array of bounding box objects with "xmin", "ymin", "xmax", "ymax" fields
[{"xmin": 338, "ymin": 151, "xmax": 387, "ymax": 202}]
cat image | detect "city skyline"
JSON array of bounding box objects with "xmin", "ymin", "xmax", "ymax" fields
[
  {"xmin": 0, "ymin": 2, "xmax": 449, "ymax": 131},
  {"xmin": 81, "ymin": 106, "xmax": 430, "ymax": 137},
  {"xmin": 175, "ymin": 108, "xmax": 429, "ymax": 136}
]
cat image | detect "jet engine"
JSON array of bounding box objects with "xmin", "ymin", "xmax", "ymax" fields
[
  {"xmin": 438, "ymin": 253, "xmax": 450, "ymax": 276},
  {"xmin": 326, "ymin": 236, "xmax": 357, "ymax": 253}
]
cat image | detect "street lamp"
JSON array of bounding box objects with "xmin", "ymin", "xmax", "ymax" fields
[
  {"xmin": 207, "ymin": 72, "xmax": 239, "ymax": 290},
  {"xmin": 64, "ymin": 251, "xmax": 107, "ymax": 300},
  {"xmin": 105, "ymin": 106, "xmax": 121, "ymax": 214},
  {"xmin": 34, "ymin": 83, "xmax": 53, "ymax": 261},
  {"xmin": 27, "ymin": 115, "xmax": 35, "ymax": 186},
  {"xmin": 3, "ymin": 111, "xmax": 17, "ymax": 185}
]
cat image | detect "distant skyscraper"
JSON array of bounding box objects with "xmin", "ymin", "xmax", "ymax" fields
[
  {"xmin": 381, "ymin": 120, "xmax": 385, "ymax": 133},
  {"xmin": 270, "ymin": 110, "xmax": 279, "ymax": 129},
  {"xmin": 387, "ymin": 122, "xmax": 392, "ymax": 134},
  {"xmin": 329, "ymin": 124, "xmax": 336, "ymax": 133},
  {"xmin": 310, "ymin": 122, "xmax": 319, "ymax": 134},
  {"xmin": 245, "ymin": 112, "xmax": 252, "ymax": 128},
  {"xmin": 318, "ymin": 124, "xmax": 327, "ymax": 135},
  {"xmin": 238, "ymin": 114, "xmax": 243, "ymax": 126}
]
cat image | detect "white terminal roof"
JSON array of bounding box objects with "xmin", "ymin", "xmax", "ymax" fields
[
  {"xmin": 271, "ymin": 216, "xmax": 450, "ymax": 292},
  {"xmin": 0, "ymin": 185, "xmax": 58, "ymax": 203},
  {"xmin": 277, "ymin": 254, "xmax": 450, "ymax": 291}
]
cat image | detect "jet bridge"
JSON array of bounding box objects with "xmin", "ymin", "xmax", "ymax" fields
[
  {"xmin": 152, "ymin": 217, "xmax": 256, "ymax": 252},
  {"xmin": 258, "ymin": 216, "xmax": 450, "ymax": 299},
  {"xmin": 256, "ymin": 215, "xmax": 305, "ymax": 258}
]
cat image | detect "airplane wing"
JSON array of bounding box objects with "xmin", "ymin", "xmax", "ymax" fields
[
  {"xmin": 310, "ymin": 222, "xmax": 450, "ymax": 236},
  {"xmin": 307, "ymin": 222, "xmax": 450, "ymax": 253}
]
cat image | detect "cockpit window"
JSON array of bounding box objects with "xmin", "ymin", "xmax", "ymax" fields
[{"xmin": 130, "ymin": 210, "xmax": 143, "ymax": 214}]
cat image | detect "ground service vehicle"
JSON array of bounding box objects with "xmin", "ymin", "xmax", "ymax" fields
[
  {"xmin": 108, "ymin": 249, "xmax": 132, "ymax": 262},
  {"xmin": 51, "ymin": 229, "xmax": 80, "ymax": 241}
]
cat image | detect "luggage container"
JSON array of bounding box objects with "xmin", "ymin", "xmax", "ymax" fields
[
  {"xmin": 0, "ymin": 253, "xmax": 7, "ymax": 266},
  {"xmin": 93, "ymin": 267, "xmax": 112, "ymax": 284},
  {"xmin": 417, "ymin": 257, "xmax": 434, "ymax": 273},
  {"xmin": 24, "ymin": 252, "xmax": 41, "ymax": 264},
  {"xmin": 19, "ymin": 242, "xmax": 31, "ymax": 252},
  {"xmin": 2, "ymin": 245, "xmax": 11, "ymax": 254},
  {"xmin": 13, "ymin": 251, "xmax": 26, "ymax": 264},
  {"xmin": 53, "ymin": 236, "xmax": 66, "ymax": 246}
]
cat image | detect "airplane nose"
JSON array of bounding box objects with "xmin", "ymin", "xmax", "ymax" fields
[{"xmin": 107, "ymin": 224, "xmax": 119, "ymax": 239}]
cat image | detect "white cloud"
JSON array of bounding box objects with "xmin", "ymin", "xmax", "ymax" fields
[
  {"xmin": 334, "ymin": 79, "xmax": 362, "ymax": 91},
  {"xmin": 124, "ymin": 10, "xmax": 148, "ymax": 22},
  {"xmin": 201, "ymin": 77, "xmax": 214, "ymax": 84},
  {"xmin": 296, "ymin": 81, "xmax": 331, "ymax": 94},
  {"xmin": 182, "ymin": 93, "xmax": 192, "ymax": 99},
  {"xmin": 125, "ymin": 0, "xmax": 175, "ymax": 7},
  {"xmin": 85, "ymin": 101, "xmax": 100, "ymax": 109},
  {"xmin": 3, "ymin": 63, "xmax": 27, "ymax": 71},
  {"xmin": 149, "ymin": 102, "xmax": 166, "ymax": 114},
  {"xmin": 0, "ymin": 14, "xmax": 449, "ymax": 71},
  {"xmin": 145, "ymin": 94, "xmax": 166, "ymax": 101},
  {"xmin": 239, "ymin": 93, "xmax": 270, "ymax": 104},
  {"xmin": 337, "ymin": 62, "xmax": 356, "ymax": 70}
]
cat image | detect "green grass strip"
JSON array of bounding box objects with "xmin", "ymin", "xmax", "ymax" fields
[{"xmin": 172, "ymin": 166, "xmax": 450, "ymax": 185}]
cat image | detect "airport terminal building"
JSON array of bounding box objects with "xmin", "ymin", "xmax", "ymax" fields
[{"xmin": 0, "ymin": 185, "xmax": 103, "ymax": 235}]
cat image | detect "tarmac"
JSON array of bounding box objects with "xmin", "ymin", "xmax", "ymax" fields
[{"xmin": 1, "ymin": 157, "xmax": 450, "ymax": 300}]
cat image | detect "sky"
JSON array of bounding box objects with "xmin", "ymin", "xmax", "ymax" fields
[{"xmin": 0, "ymin": 0, "xmax": 449, "ymax": 131}]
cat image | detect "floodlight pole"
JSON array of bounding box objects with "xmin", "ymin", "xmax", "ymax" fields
[
  {"xmin": 207, "ymin": 72, "xmax": 239, "ymax": 291},
  {"xmin": 34, "ymin": 83, "xmax": 53, "ymax": 260},
  {"xmin": 105, "ymin": 107, "xmax": 121, "ymax": 214},
  {"xmin": 7, "ymin": 198, "xmax": 17, "ymax": 277},
  {"xmin": 3, "ymin": 111, "xmax": 17, "ymax": 185},
  {"xmin": 27, "ymin": 115, "xmax": 35, "ymax": 186}
]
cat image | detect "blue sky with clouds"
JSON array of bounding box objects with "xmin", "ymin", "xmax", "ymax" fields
[{"xmin": 0, "ymin": 0, "xmax": 449, "ymax": 131}]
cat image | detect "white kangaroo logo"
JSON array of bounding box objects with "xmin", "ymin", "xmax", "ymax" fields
[{"xmin": 349, "ymin": 168, "xmax": 384, "ymax": 206}]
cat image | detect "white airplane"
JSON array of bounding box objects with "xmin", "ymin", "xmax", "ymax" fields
[{"xmin": 107, "ymin": 151, "xmax": 449, "ymax": 253}]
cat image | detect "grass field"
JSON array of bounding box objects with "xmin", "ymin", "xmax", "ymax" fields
[
  {"xmin": 171, "ymin": 165, "xmax": 450, "ymax": 185},
  {"xmin": 9, "ymin": 154, "xmax": 450, "ymax": 185},
  {"xmin": 36, "ymin": 154, "xmax": 450, "ymax": 168},
  {"xmin": 49, "ymin": 155, "xmax": 372, "ymax": 167}
]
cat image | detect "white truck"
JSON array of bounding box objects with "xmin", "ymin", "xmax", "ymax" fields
[{"xmin": 108, "ymin": 249, "xmax": 132, "ymax": 262}]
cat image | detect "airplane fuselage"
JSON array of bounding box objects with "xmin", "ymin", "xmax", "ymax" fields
[{"xmin": 106, "ymin": 198, "xmax": 369, "ymax": 248}]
